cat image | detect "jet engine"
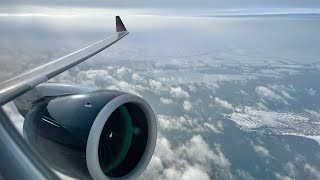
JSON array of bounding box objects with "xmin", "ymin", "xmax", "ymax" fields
[{"xmin": 16, "ymin": 83, "xmax": 157, "ymax": 180}]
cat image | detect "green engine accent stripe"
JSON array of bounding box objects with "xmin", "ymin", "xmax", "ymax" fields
[{"xmin": 104, "ymin": 105, "xmax": 133, "ymax": 173}]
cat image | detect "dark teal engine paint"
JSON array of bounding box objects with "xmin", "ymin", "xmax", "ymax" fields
[{"xmin": 23, "ymin": 90, "xmax": 149, "ymax": 179}]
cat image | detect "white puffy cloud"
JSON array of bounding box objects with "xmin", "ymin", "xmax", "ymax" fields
[
  {"xmin": 116, "ymin": 66, "xmax": 131, "ymax": 77},
  {"xmin": 170, "ymin": 86, "xmax": 189, "ymax": 98},
  {"xmin": 59, "ymin": 69, "xmax": 146, "ymax": 96},
  {"xmin": 180, "ymin": 135, "xmax": 217, "ymax": 166},
  {"xmin": 180, "ymin": 166, "xmax": 210, "ymax": 180},
  {"xmin": 283, "ymin": 162, "xmax": 297, "ymax": 177},
  {"xmin": 64, "ymin": 69, "xmax": 109, "ymax": 87},
  {"xmin": 141, "ymin": 135, "xmax": 232, "ymax": 180},
  {"xmin": 180, "ymin": 136, "xmax": 231, "ymax": 169},
  {"xmin": 149, "ymin": 79, "xmax": 168, "ymax": 92},
  {"xmin": 160, "ymin": 97, "xmax": 173, "ymax": 104},
  {"xmin": 107, "ymin": 80, "xmax": 145, "ymax": 96},
  {"xmin": 107, "ymin": 66, "xmax": 115, "ymax": 70},
  {"xmin": 132, "ymin": 73, "xmax": 145, "ymax": 83},
  {"xmin": 183, "ymin": 100, "xmax": 192, "ymax": 111},
  {"xmin": 163, "ymin": 167, "xmax": 182, "ymax": 180},
  {"xmin": 252, "ymin": 144, "xmax": 270, "ymax": 158},
  {"xmin": 157, "ymin": 115, "xmax": 190, "ymax": 132},
  {"xmin": 214, "ymin": 97, "xmax": 233, "ymax": 110},
  {"xmin": 76, "ymin": 69, "xmax": 111, "ymax": 87},
  {"xmin": 203, "ymin": 122, "xmax": 222, "ymax": 134}
]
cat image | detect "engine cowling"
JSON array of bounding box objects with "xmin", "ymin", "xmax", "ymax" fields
[{"xmin": 22, "ymin": 89, "xmax": 157, "ymax": 180}]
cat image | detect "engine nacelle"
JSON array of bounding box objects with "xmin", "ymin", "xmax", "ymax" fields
[{"xmin": 19, "ymin": 84, "xmax": 157, "ymax": 180}]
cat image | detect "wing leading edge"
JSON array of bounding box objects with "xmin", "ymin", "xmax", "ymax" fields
[{"xmin": 0, "ymin": 16, "xmax": 128, "ymax": 106}]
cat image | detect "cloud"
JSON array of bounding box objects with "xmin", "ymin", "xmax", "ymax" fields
[
  {"xmin": 116, "ymin": 66, "xmax": 131, "ymax": 77},
  {"xmin": 239, "ymin": 90, "xmax": 249, "ymax": 96},
  {"xmin": 181, "ymin": 136, "xmax": 231, "ymax": 169},
  {"xmin": 170, "ymin": 86, "xmax": 189, "ymax": 98},
  {"xmin": 214, "ymin": 97, "xmax": 233, "ymax": 110},
  {"xmin": 157, "ymin": 114, "xmax": 223, "ymax": 135},
  {"xmin": 305, "ymin": 88, "xmax": 317, "ymax": 96},
  {"xmin": 160, "ymin": 97, "xmax": 173, "ymax": 105},
  {"xmin": 235, "ymin": 169, "xmax": 255, "ymax": 180},
  {"xmin": 304, "ymin": 163, "xmax": 320, "ymax": 179},
  {"xmin": 132, "ymin": 73, "xmax": 145, "ymax": 83},
  {"xmin": 283, "ymin": 162, "xmax": 297, "ymax": 177},
  {"xmin": 268, "ymin": 84, "xmax": 296, "ymax": 93},
  {"xmin": 281, "ymin": 90, "xmax": 295, "ymax": 100},
  {"xmin": 203, "ymin": 122, "xmax": 222, "ymax": 134},
  {"xmin": 255, "ymin": 86, "xmax": 286, "ymax": 102},
  {"xmin": 180, "ymin": 166, "xmax": 210, "ymax": 180},
  {"xmin": 252, "ymin": 144, "xmax": 270, "ymax": 158},
  {"xmin": 157, "ymin": 115, "xmax": 189, "ymax": 131},
  {"xmin": 187, "ymin": 84, "xmax": 197, "ymax": 93},
  {"xmin": 149, "ymin": 79, "xmax": 168, "ymax": 92},
  {"xmin": 107, "ymin": 80, "xmax": 146, "ymax": 96},
  {"xmin": 183, "ymin": 100, "xmax": 192, "ymax": 111},
  {"xmin": 256, "ymin": 102, "xmax": 268, "ymax": 110},
  {"xmin": 141, "ymin": 135, "xmax": 232, "ymax": 180},
  {"xmin": 278, "ymin": 155, "xmax": 320, "ymax": 180},
  {"xmin": 55, "ymin": 69, "xmax": 146, "ymax": 96},
  {"xmin": 274, "ymin": 173, "xmax": 292, "ymax": 180}
]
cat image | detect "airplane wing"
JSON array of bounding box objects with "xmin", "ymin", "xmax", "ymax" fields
[{"xmin": 0, "ymin": 16, "xmax": 128, "ymax": 106}]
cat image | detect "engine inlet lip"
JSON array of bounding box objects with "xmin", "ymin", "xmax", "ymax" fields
[{"xmin": 86, "ymin": 94, "xmax": 157, "ymax": 180}]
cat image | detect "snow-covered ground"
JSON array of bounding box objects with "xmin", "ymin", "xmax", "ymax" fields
[{"xmin": 228, "ymin": 106, "xmax": 320, "ymax": 144}]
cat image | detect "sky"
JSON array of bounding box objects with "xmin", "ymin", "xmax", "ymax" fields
[
  {"xmin": 1, "ymin": 0, "xmax": 320, "ymax": 16},
  {"xmin": 1, "ymin": 0, "xmax": 320, "ymax": 8}
]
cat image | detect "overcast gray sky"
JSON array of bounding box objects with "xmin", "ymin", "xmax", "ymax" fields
[{"xmin": 1, "ymin": 0, "xmax": 320, "ymax": 9}]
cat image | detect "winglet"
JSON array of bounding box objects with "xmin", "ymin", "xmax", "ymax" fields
[{"xmin": 116, "ymin": 16, "xmax": 127, "ymax": 32}]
